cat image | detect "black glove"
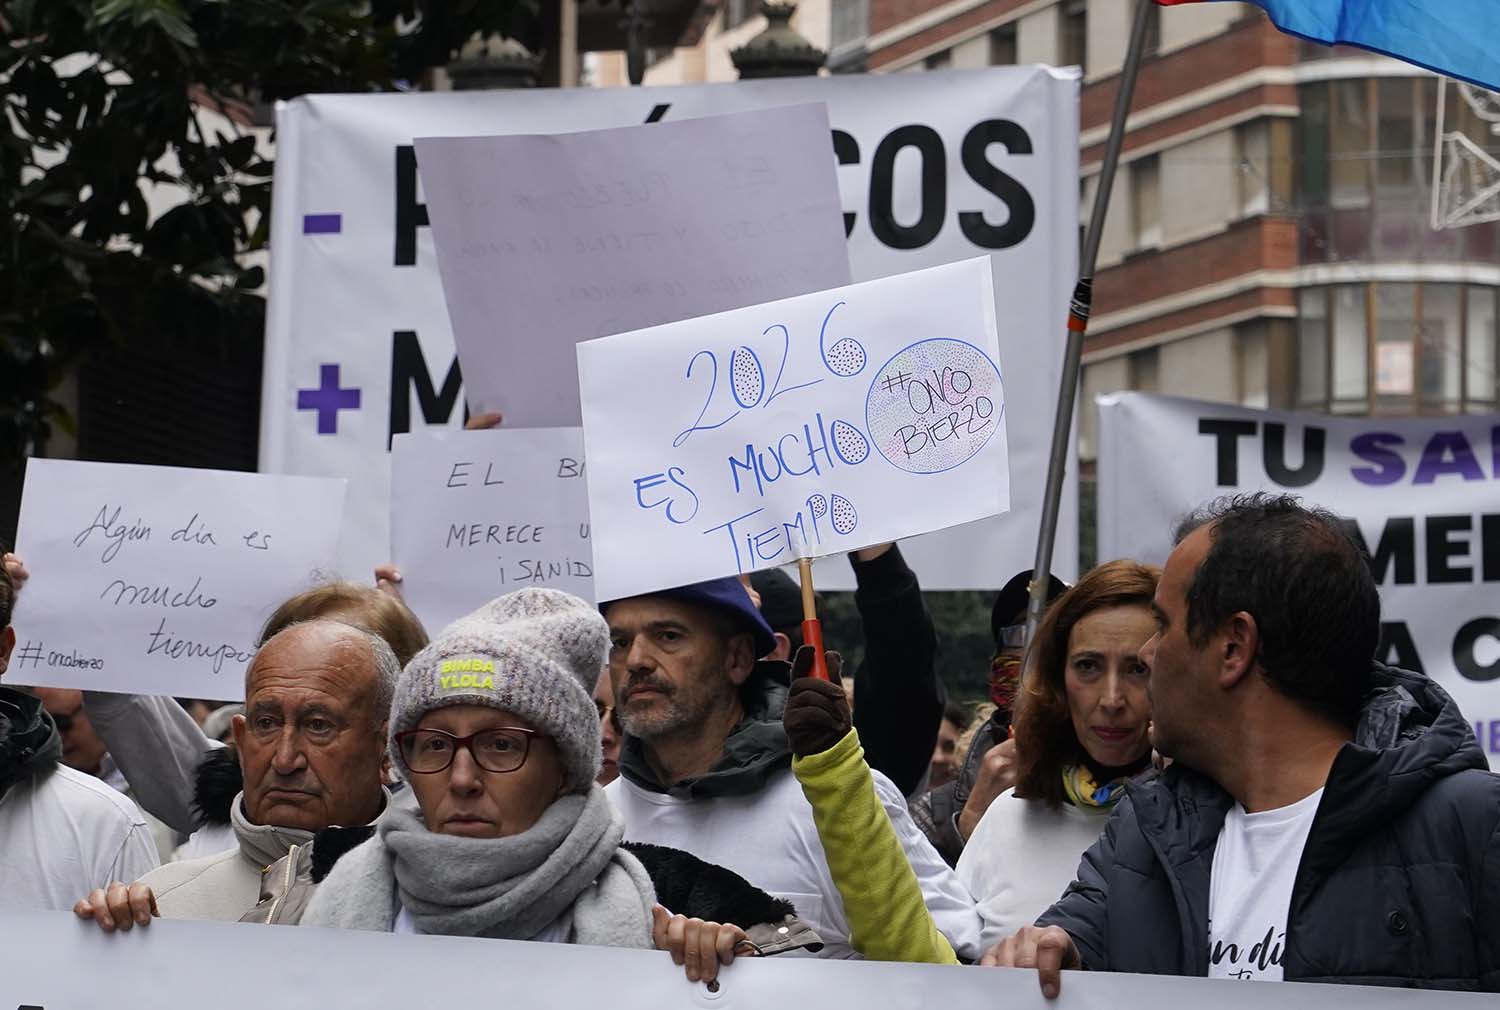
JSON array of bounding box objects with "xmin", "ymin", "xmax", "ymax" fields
[{"xmin": 783, "ymin": 646, "xmax": 850, "ymax": 757}]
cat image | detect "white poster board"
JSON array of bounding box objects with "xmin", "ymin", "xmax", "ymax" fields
[
  {"xmin": 390, "ymin": 428, "xmax": 593, "ymax": 634},
  {"xmin": 10, "ymin": 459, "xmax": 345, "ymax": 700},
  {"xmin": 261, "ymin": 68, "xmax": 1079, "ymax": 590},
  {"xmin": 580, "ymin": 258, "xmax": 1008, "ymax": 601},
  {"xmin": 1097, "ymin": 392, "xmax": 1500, "ymax": 767},
  {"xmin": 3, "ymin": 910, "xmax": 1491, "ymax": 1010},
  {"xmin": 415, "ymin": 104, "xmax": 852, "ymax": 426}
]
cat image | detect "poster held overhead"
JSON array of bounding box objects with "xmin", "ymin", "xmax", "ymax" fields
[
  {"xmin": 579, "ymin": 257, "xmax": 1010, "ymax": 602},
  {"xmin": 414, "ymin": 103, "xmax": 853, "ymax": 428},
  {"xmin": 390, "ymin": 427, "xmax": 594, "ymax": 635},
  {"xmin": 10, "ymin": 459, "xmax": 346, "ymax": 700}
]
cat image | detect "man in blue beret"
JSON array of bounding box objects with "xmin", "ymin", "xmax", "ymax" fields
[{"xmin": 601, "ymin": 577, "xmax": 980, "ymax": 962}]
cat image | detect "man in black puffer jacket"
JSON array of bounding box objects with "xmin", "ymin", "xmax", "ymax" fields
[{"xmin": 986, "ymin": 494, "xmax": 1500, "ymax": 993}]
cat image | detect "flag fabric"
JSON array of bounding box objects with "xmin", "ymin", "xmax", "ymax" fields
[{"xmin": 1156, "ymin": 0, "xmax": 1500, "ymax": 94}]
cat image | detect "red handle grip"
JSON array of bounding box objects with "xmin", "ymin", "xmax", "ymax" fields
[{"xmin": 801, "ymin": 619, "xmax": 830, "ymax": 681}]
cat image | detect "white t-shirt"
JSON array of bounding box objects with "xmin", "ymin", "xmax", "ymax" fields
[
  {"xmin": 956, "ymin": 789, "xmax": 1112, "ymax": 950},
  {"xmin": 0, "ymin": 764, "xmax": 161, "ymax": 911},
  {"xmin": 1207, "ymin": 788, "xmax": 1324, "ymax": 981},
  {"xmin": 606, "ymin": 767, "xmax": 982, "ymax": 961}
]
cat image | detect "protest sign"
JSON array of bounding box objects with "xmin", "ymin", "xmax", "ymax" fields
[
  {"xmin": 1097, "ymin": 392, "xmax": 1500, "ymax": 766},
  {"xmin": 9, "ymin": 459, "xmax": 345, "ymax": 700},
  {"xmin": 390, "ymin": 427, "xmax": 593, "ymax": 633},
  {"xmin": 262, "ymin": 67, "xmax": 1079, "ymax": 590},
  {"xmin": 579, "ymin": 258, "xmax": 1007, "ymax": 601},
  {"xmin": 414, "ymin": 104, "xmax": 852, "ymax": 427},
  {"xmin": 5, "ymin": 909, "xmax": 1491, "ymax": 1010}
]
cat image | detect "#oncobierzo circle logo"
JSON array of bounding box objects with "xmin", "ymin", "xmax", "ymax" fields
[{"xmin": 864, "ymin": 337, "xmax": 1003, "ymax": 475}]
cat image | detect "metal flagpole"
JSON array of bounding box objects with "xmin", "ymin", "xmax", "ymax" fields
[{"xmin": 1025, "ymin": 0, "xmax": 1155, "ymax": 639}]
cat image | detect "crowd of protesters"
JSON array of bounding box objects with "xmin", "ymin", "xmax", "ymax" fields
[{"xmin": 1, "ymin": 490, "xmax": 1497, "ymax": 992}]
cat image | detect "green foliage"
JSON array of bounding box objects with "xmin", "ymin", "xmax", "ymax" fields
[{"xmin": 0, "ymin": 0, "xmax": 531, "ymax": 460}]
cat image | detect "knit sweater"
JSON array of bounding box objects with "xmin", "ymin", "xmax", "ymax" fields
[{"xmin": 793, "ymin": 729, "xmax": 959, "ymax": 964}]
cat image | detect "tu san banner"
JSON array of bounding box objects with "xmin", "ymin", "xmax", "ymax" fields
[{"xmin": 1097, "ymin": 392, "xmax": 1500, "ymax": 767}]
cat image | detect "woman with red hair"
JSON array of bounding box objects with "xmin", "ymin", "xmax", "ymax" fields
[{"xmin": 956, "ymin": 560, "xmax": 1160, "ymax": 950}]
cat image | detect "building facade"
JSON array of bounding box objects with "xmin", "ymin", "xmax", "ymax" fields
[
  {"xmin": 853, "ymin": 0, "xmax": 1500, "ymax": 471},
  {"xmin": 596, "ymin": 1, "xmax": 1500, "ymax": 473}
]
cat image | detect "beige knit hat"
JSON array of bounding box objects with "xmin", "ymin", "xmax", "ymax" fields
[{"xmin": 389, "ymin": 588, "xmax": 607, "ymax": 792}]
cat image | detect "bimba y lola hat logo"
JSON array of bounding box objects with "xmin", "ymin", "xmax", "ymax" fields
[{"xmin": 438, "ymin": 657, "xmax": 497, "ymax": 690}]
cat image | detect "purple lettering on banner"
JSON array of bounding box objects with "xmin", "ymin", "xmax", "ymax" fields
[
  {"xmin": 302, "ymin": 213, "xmax": 342, "ymax": 235},
  {"xmin": 1349, "ymin": 432, "xmax": 1406, "ymax": 486},
  {"xmin": 296, "ymin": 364, "xmax": 361, "ymax": 435},
  {"xmin": 1413, "ymin": 431, "xmax": 1485, "ymax": 484},
  {"xmin": 1490, "ymin": 720, "xmax": 1500, "ymax": 755}
]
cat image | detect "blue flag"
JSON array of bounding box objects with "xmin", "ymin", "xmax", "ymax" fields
[{"xmin": 1157, "ymin": 0, "xmax": 1500, "ymax": 93}]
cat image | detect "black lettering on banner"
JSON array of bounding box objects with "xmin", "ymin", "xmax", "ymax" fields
[
  {"xmin": 1425, "ymin": 515, "xmax": 1474, "ymax": 584},
  {"xmin": 832, "ymin": 129, "xmax": 860, "ymax": 237},
  {"xmin": 958, "ymin": 120, "xmax": 1035, "ymax": 249},
  {"xmin": 868, "ymin": 125, "xmax": 945, "ymax": 250},
  {"xmin": 395, "ymin": 145, "xmax": 429, "ymax": 267},
  {"xmin": 389, "ymin": 330, "xmax": 464, "ymax": 446},
  {"xmin": 1378, "ymin": 621, "xmax": 1425, "ymax": 674},
  {"xmin": 1351, "ymin": 517, "xmax": 1416, "ymax": 586},
  {"xmin": 1198, "ymin": 418, "xmax": 1258, "ymax": 486},
  {"xmin": 1454, "ymin": 616, "xmax": 1500, "ymax": 682},
  {"xmin": 1485, "ymin": 513, "xmax": 1500, "ymax": 581},
  {"xmin": 644, "ymin": 104, "xmax": 671, "ymax": 124},
  {"xmin": 1262, "ymin": 422, "xmax": 1325, "ymax": 487}
]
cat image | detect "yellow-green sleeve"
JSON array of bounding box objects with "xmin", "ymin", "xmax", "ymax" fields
[{"xmin": 792, "ymin": 728, "xmax": 959, "ymax": 965}]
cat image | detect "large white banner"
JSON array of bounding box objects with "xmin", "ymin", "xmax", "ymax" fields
[
  {"xmin": 262, "ymin": 67, "xmax": 1079, "ymax": 591},
  {"xmin": 6, "ymin": 911, "xmax": 1490, "ymax": 1010},
  {"xmin": 1097, "ymin": 392, "xmax": 1500, "ymax": 767},
  {"xmin": 10, "ymin": 460, "xmax": 345, "ymax": 700},
  {"xmin": 579, "ymin": 259, "xmax": 1008, "ymax": 600}
]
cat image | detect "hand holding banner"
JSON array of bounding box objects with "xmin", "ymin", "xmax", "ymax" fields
[
  {"xmin": 10, "ymin": 460, "xmax": 345, "ymax": 700},
  {"xmin": 578, "ymin": 258, "xmax": 1010, "ymax": 601}
]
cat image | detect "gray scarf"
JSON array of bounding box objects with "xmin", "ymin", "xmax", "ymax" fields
[
  {"xmin": 303, "ymin": 786, "xmax": 655, "ymax": 946},
  {"xmin": 230, "ymin": 786, "xmax": 394, "ymax": 868}
]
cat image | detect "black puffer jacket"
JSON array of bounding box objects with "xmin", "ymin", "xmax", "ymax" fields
[{"xmin": 1039, "ymin": 664, "xmax": 1500, "ymax": 991}]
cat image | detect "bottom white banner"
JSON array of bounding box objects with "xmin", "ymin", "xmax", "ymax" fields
[{"xmin": 4, "ymin": 911, "xmax": 1490, "ymax": 1009}]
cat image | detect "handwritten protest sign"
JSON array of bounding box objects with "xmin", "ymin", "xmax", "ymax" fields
[
  {"xmin": 578, "ymin": 257, "xmax": 1008, "ymax": 601},
  {"xmin": 390, "ymin": 428, "xmax": 594, "ymax": 633},
  {"xmin": 10, "ymin": 459, "xmax": 345, "ymax": 700},
  {"xmin": 414, "ymin": 103, "xmax": 852, "ymax": 428}
]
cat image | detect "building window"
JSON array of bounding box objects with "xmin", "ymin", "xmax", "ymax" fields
[
  {"xmin": 1295, "ymin": 281, "xmax": 1495, "ymax": 415},
  {"xmin": 989, "ymin": 23, "xmax": 1018, "ymax": 66},
  {"xmin": 1235, "ymin": 123, "xmax": 1270, "ymax": 217},
  {"xmin": 1142, "ymin": 2, "xmax": 1161, "ymax": 57},
  {"xmin": 1329, "ymin": 79, "xmax": 1372, "ymax": 207},
  {"xmin": 1061, "ymin": 0, "xmax": 1087, "ymax": 74},
  {"xmin": 1127, "ymin": 345, "xmax": 1159, "ymax": 392},
  {"xmin": 1465, "ymin": 286, "xmax": 1499, "ymax": 410},
  {"xmin": 1131, "ymin": 155, "xmax": 1161, "ymax": 250},
  {"xmin": 830, "ymin": 0, "xmax": 870, "ymax": 53},
  {"xmin": 1376, "ymin": 76, "xmax": 1419, "ymax": 192},
  {"xmin": 724, "ymin": 0, "xmax": 755, "ymax": 30},
  {"xmin": 1330, "ymin": 285, "xmax": 1368, "ymax": 413},
  {"xmin": 1297, "ymin": 288, "xmax": 1329, "ymax": 409},
  {"xmin": 924, "ymin": 49, "xmax": 952, "ymax": 71}
]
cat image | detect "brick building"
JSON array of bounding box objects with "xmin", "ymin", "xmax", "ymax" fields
[{"xmin": 841, "ymin": 0, "xmax": 1500, "ymax": 475}]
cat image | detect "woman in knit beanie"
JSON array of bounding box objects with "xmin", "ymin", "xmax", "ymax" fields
[{"xmin": 303, "ymin": 588, "xmax": 747, "ymax": 981}]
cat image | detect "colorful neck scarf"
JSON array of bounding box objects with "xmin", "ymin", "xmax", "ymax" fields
[{"xmin": 1061, "ymin": 763, "xmax": 1133, "ymax": 810}]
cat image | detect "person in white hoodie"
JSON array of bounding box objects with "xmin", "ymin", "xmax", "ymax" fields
[
  {"xmin": 0, "ymin": 552, "xmax": 158, "ymax": 910},
  {"xmin": 601, "ymin": 576, "xmax": 981, "ymax": 961}
]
